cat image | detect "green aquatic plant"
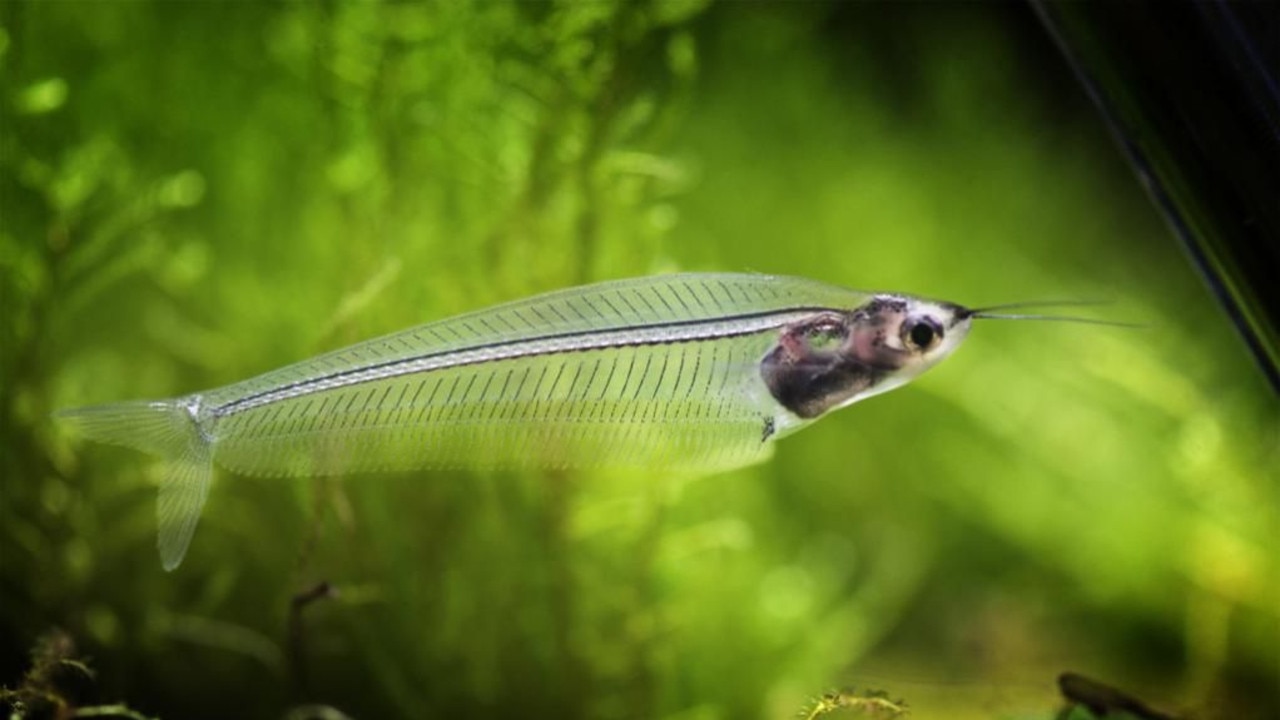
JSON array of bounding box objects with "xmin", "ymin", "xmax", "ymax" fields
[
  {"xmin": 0, "ymin": 631, "xmax": 158, "ymax": 720},
  {"xmin": 801, "ymin": 688, "xmax": 909, "ymax": 719}
]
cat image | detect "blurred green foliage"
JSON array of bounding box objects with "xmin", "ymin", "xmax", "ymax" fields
[{"xmin": 1, "ymin": 2, "xmax": 1275, "ymax": 719}]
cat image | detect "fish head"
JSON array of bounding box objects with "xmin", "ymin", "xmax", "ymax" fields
[
  {"xmin": 761, "ymin": 294, "xmax": 973, "ymax": 419},
  {"xmin": 842, "ymin": 294, "xmax": 974, "ymax": 383}
]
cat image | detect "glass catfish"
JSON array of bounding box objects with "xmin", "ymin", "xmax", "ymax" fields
[{"xmin": 60, "ymin": 273, "xmax": 1101, "ymax": 570}]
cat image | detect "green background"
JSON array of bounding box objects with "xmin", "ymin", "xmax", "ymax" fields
[{"xmin": 2, "ymin": 2, "xmax": 1275, "ymax": 719}]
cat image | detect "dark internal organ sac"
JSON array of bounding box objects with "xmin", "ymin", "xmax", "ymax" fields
[{"xmin": 759, "ymin": 310, "xmax": 910, "ymax": 419}]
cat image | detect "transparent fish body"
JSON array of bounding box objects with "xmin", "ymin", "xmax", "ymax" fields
[
  {"xmin": 62, "ymin": 271, "xmax": 1122, "ymax": 569},
  {"xmin": 203, "ymin": 273, "xmax": 870, "ymax": 473},
  {"xmin": 60, "ymin": 273, "xmax": 877, "ymax": 569}
]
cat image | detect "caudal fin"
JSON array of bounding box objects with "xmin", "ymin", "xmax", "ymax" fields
[{"xmin": 57, "ymin": 399, "xmax": 213, "ymax": 571}]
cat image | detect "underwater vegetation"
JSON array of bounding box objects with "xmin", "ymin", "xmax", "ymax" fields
[{"xmin": 1, "ymin": 1, "xmax": 1276, "ymax": 719}]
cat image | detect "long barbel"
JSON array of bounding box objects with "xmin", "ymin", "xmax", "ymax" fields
[{"xmin": 60, "ymin": 274, "xmax": 878, "ymax": 569}]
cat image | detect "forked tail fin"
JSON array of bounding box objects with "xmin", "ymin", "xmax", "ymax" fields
[{"xmin": 56, "ymin": 399, "xmax": 213, "ymax": 571}]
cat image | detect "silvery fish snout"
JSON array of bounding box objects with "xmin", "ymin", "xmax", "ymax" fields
[{"xmin": 902, "ymin": 297, "xmax": 975, "ymax": 369}]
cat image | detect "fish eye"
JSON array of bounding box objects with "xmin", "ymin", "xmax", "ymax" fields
[{"xmin": 905, "ymin": 317, "xmax": 943, "ymax": 351}]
